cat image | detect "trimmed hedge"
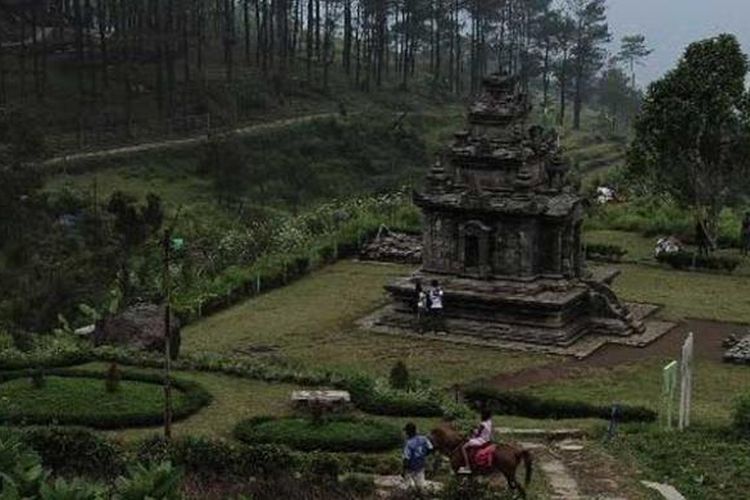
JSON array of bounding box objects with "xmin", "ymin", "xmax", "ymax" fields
[
  {"xmin": 233, "ymin": 416, "xmax": 402, "ymax": 453},
  {"xmin": 656, "ymin": 251, "xmax": 740, "ymax": 273},
  {"xmin": 6, "ymin": 426, "xmax": 126, "ymax": 478},
  {"xmin": 343, "ymin": 374, "xmax": 445, "ymax": 418},
  {"xmin": 0, "ymin": 368, "xmax": 211, "ymax": 429},
  {"xmin": 464, "ymin": 385, "xmax": 657, "ymax": 423},
  {"xmin": 585, "ymin": 243, "xmax": 628, "ymax": 262}
]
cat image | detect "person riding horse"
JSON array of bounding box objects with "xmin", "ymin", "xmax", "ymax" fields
[
  {"xmin": 429, "ymin": 421, "xmax": 533, "ymax": 498},
  {"xmin": 458, "ymin": 408, "xmax": 493, "ymax": 475}
]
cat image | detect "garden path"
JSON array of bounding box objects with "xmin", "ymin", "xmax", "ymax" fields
[
  {"xmin": 40, "ymin": 112, "xmax": 337, "ymax": 170},
  {"xmin": 530, "ymin": 437, "xmax": 654, "ymax": 500}
]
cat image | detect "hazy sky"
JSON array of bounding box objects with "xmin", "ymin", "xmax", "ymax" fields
[{"xmin": 606, "ymin": 0, "xmax": 750, "ymax": 87}]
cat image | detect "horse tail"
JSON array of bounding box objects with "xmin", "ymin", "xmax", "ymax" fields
[{"xmin": 521, "ymin": 449, "xmax": 533, "ymax": 487}]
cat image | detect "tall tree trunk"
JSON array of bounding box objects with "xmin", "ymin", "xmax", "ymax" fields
[
  {"xmin": 434, "ymin": 0, "xmax": 441, "ymax": 82},
  {"xmin": 343, "ymin": 0, "xmax": 351, "ymax": 74},
  {"xmin": 558, "ymin": 50, "xmax": 568, "ymax": 126},
  {"xmin": 74, "ymin": 0, "xmax": 85, "ymax": 146},
  {"xmin": 97, "ymin": 0, "xmax": 109, "ymax": 90},
  {"xmin": 541, "ymin": 39, "xmax": 550, "ymax": 111},
  {"xmin": 573, "ymin": 59, "xmax": 584, "ymax": 130},
  {"xmin": 315, "ymin": 0, "xmax": 321, "ymax": 61},
  {"xmin": 244, "ymin": 0, "xmax": 252, "ymax": 64},
  {"xmin": 306, "ymin": 0, "xmax": 313, "ymax": 80}
]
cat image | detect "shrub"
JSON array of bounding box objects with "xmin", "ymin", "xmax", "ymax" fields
[
  {"xmin": 39, "ymin": 477, "xmax": 106, "ymax": 499},
  {"xmin": 30, "ymin": 368, "xmax": 46, "ymax": 389},
  {"xmin": 733, "ymin": 393, "xmax": 750, "ymax": 433},
  {"xmin": 0, "ymin": 333, "xmax": 92, "ymax": 370},
  {"xmin": 20, "ymin": 426, "xmax": 125, "ymax": 478},
  {"xmin": 585, "ymin": 243, "xmax": 628, "ymax": 262},
  {"xmin": 656, "ymin": 251, "xmax": 741, "ymax": 273},
  {"xmin": 0, "ymin": 368, "xmax": 211, "ymax": 429},
  {"xmin": 343, "ymin": 374, "xmax": 444, "ymax": 417},
  {"xmin": 304, "ymin": 452, "xmax": 341, "ymax": 482},
  {"xmin": 389, "ymin": 360, "xmax": 411, "ymax": 390},
  {"xmin": 463, "ymin": 385, "xmax": 657, "ymax": 422},
  {"xmin": 0, "ymin": 432, "xmax": 46, "ymax": 498},
  {"xmin": 106, "ymin": 362, "xmax": 122, "ymax": 393},
  {"xmin": 233, "ymin": 416, "xmax": 402, "ymax": 453},
  {"xmin": 134, "ymin": 436, "xmax": 297, "ymax": 478},
  {"xmin": 113, "ymin": 462, "xmax": 183, "ymax": 500}
]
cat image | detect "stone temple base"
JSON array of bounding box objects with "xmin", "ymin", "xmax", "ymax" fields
[{"xmin": 377, "ymin": 267, "xmax": 646, "ymax": 348}]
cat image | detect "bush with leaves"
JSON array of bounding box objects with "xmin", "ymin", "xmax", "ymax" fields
[
  {"xmin": 20, "ymin": 426, "xmax": 126, "ymax": 479},
  {"xmin": 0, "ymin": 433, "xmax": 46, "ymax": 498},
  {"xmin": 389, "ymin": 360, "xmax": 411, "ymax": 390},
  {"xmin": 113, "ymin": 462, "xmax": 183, "ymax": 500},
  {"xmin": 105, "ymin": 362, "xmax": 122, "ymax": 393}
]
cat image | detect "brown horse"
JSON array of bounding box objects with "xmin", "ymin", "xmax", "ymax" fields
[{"xmin": 429, "ymin": 423, "xmax": 533, "ymax": 498}]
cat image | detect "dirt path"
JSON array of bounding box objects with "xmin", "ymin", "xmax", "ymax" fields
[
  {"xmin": 40, "ymin": 112, "xmax": 337, "ymax": 170},
  {"xmin": 484, "ymin": 318, "xmax": 743, "ymax": 391}
]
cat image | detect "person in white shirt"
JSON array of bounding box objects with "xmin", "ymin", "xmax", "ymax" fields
[
  {"xmin": 428, "ymin": 280, "xmax": 444, "ymax": 332},
  {"xmin": 459, "ymin": 408, "xmax": 494, "ymax": 474}
]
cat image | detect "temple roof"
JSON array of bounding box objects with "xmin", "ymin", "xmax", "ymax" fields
[
  {"xmin": 414, "ymin": 189, "xmax": 581, "ymax": 219},
  {"xmin": 468, "ymin": 73, "xmax": 531, "ymax": 127}
]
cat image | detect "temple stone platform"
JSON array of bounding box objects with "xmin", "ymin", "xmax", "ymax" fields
[{"xmin": 360, "ymin": 300, "xmax": 673, "ymax": 360}]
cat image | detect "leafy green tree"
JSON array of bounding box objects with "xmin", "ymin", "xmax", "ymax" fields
[
  {"xmin": 595, "ymin": 60, "xmax": 641, "ymax": 134},
  {"xmin": 567, "ymin": 0, "xmax": 611, "ymax": 130},
  {"xmin": 618, "ymin": 34, "xmax": 652, "ymax": 89},
  {"xmin": 629, "ymin": 34, "xmax": 750, "ymax": 246}
]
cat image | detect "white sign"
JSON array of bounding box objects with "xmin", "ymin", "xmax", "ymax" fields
[
  {"xmin": 662, "ymin": 360, "xmax": 678, "ymax": 429},
  {"xmin": 678, "ymin": 332, "xmax": 694, "ymax": 431}
]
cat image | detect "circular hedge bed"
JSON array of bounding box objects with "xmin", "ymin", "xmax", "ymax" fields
[
  {"xmin": 233, "ymin": 416, "xmax": 402, "ymax": 452},
  {"xmin": 0, "ymin": 368, "xmax": 211, "ymax": 429}
]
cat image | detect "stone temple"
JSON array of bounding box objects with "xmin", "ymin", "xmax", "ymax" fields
[{"xmin": 378, "ymin": 73, "xmax": 644, "ymax": 347}]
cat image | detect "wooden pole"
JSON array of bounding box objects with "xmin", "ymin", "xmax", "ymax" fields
[{"xmin": 163, "ymin": 229, "xmax": 173, "ymax": 439}]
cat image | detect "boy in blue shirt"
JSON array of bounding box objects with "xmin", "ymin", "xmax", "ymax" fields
[{"xmin": 402, "ymin": 422, "xmax": 434, "ymax": 493}]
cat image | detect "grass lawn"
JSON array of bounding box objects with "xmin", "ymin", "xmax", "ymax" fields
[
  {"xmin": 526, "ymin": 360, "xmax": 750, "ymax": 427},
  {"xmin": 182, "ymin": 260, "xmax": 551, "ymax": 386},
  {"xmin": 0, "ymin": 375, "xmax": 187, "ymax": 421},
  {"xmin": 610, "ymin": 426, "xmax": 750, "ymax": 500},
  {"xmin": 596, "ymin": 262, "xmax": 750, "ymax": 323}
]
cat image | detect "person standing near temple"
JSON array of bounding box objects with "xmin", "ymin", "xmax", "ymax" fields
[{"xmin": 429, "ymin": 280, "xmax": 444, "ymax": 332}]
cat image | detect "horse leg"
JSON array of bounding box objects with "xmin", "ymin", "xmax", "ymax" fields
[
  {"xmin": 503, "ymin": 470, "xmax": 520, "ymax": 497},
  {"xmin": 503, "ymin": 466, "xmax": 527, "ymax": 500}
]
